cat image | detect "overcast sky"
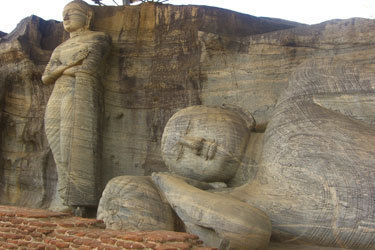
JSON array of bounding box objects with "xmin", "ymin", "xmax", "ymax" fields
[{"xmin": 1, "ymin": 0, "xmax": 374, "ymax": 33}]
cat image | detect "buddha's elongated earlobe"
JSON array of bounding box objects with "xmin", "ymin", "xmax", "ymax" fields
[{"xmin": 85, "ymin": 11, "xmax": 93, "ymax": 29}]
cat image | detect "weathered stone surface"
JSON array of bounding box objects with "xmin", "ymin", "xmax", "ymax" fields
[
  {"xmin": 161, "ymin": 105, "xmax": 253, "ymax": 183},
  {"xmin": 0, "ymin": 16, "xmax": 66, "ymax": 208},
  {"xmin": 97, "ymin": 176, "xmax": 175, "ymax": 231},
  {"xmin": 0, "ymin": 3, "xmax": 301, "ymax": 208},
  {"xmin": 154, "ymin": 105, "xmax": 267, "ymax": 249},
  {"xmin": 1, "ymin": 4, "xmax": 375, "ymax": 232},
  {"xmin": 152, "ymin": 173, "xmax": 272, "ymax": 250},
  {"xmin": 91, "ymin": 3, "xmax": 302, "ymax": 187},
  {"xmin": 229, "ymin": 57, "xmax": 375, "ymax": 249},
  {"xmin": 149, "ymin": 55, "xmax": 375, "ymax": 249},
  {"xmin": 150, "ymin": 53, "xmax": 375, "ymax": 249},
  {"xmin": 101, "ymin": 103, "xmax": 264, "ymax": 249},
  {"xmin": 267, "ymin": 243, "xmax": 350, "ymax": 250},
  {"xmin": 43, "ymin": 0, "xmax": 111, "ymax": 209}
]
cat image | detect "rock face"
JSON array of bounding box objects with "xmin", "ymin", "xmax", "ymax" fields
[
  {"xmin": 0, "ymin": 16, "xmax": 67, "ymax": 208},
  {"xmin": 0, "ymin": 3, "xmax": 375, "ymax": 221},
  {"xmin": 1, "ymin": 2, "xmax": 375, "ymax": 250},
  {"xmin": 91, "ymin": 3, "xmax": 303, "ymax": 188},
  {"xmin": 229, "ymin": 56, "xmax": 375, "ymax": 249},
  {"xmin": 0, "ymin": 3, "xmax": 302, "ymax": 208}
]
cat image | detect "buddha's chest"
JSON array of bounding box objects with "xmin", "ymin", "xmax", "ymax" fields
[{"xmin": 57, "ymin": 38, "xmax": 93, "ymax": 64}]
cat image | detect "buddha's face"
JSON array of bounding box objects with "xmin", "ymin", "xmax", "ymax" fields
[
  {"xmin": 63, "ymin": 4, "xmax": 88, "ymax": 33},
  {"xmin": 161, "ymin": 106, "xmax": 251, "ymax": 183}
]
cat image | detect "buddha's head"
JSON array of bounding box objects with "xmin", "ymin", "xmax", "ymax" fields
[
  {"xmin": 63, "ymin": 0, "xmax": 93, "ymax": 33},
  {"xmin": 161, "ymin": 105, "xmax": 254, "ymax": 183}
]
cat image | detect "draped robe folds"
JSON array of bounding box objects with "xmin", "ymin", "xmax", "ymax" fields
[{"xmin": 44, "ymin": 31, "xmax": 110, "ymax": 206}]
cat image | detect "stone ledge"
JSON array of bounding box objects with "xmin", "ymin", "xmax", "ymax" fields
[{"xmin": 0, "ymin": 205, "xmax": 216, "ymax": 250}]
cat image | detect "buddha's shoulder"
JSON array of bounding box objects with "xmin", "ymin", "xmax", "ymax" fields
[
  {"xmin": 56, "ymin": 31, "xmax": 111, "ymax": 49},
  {"xmin": 85, "ymin": 31, "xmax": 111, "ymax": 41}
]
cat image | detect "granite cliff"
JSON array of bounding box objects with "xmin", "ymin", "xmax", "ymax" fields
[{"xmin": 0, "ymin": 2, "xmax": 374, "ymax": 212}]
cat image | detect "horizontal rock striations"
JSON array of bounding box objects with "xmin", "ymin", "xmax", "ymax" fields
[
  {"xmin": 0, "ymin": 3, "xmax": 374, "ymax": 211},
  {"xmin": 0, "ymin": 16, "xmax": 66, "ymax": 208}
]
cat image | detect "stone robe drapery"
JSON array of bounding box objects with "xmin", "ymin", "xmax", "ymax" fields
[{"xmin": 44, "ymin": 31, "xmax": 110, "ymax": 206}]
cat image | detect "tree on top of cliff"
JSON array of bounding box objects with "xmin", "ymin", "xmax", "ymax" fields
[{"xmin": 91, "ymin": 0, "xmax": 168, "ymax": 6}]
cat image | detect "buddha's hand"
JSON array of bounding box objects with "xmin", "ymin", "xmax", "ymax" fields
[
  {"xmin": 63, "ymin": 49, "xmax": 90, "ymax": 75},
  {"xmin": 71, "ymin": 48, "xmax": 90, "ymax": 66}
]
